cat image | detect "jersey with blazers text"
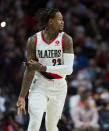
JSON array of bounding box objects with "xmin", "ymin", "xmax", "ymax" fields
[{"xmin": 35, "ymin": 30, "xmax": 65, "ymax": 79}]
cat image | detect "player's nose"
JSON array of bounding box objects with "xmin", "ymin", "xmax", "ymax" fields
[{"xmin": 61, "ymin": 20, "xmax": 64, "ymax": 25}]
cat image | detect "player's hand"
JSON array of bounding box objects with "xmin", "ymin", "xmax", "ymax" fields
[
  {"xmin": 23, "ymin": 60, "xmax": 40, "ymax": 71},
  {"xmin": 16, "ymin": 97, "xmax": 26, "ymax": 116}
]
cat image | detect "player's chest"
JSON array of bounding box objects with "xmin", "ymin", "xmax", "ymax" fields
[{"xmin": 36, "ymin": 42, "xmax": 63, "ymax": 59}]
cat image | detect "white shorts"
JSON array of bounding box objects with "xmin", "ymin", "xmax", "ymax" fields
[{"xmin": 27, "ymin": 74, "xmax": 67, "ymax": 131}]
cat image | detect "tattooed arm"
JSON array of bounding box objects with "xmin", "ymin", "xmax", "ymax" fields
[
  {"xmin": 19, "ymin": 36, "xmax": 36, "ymax": 98},
  {"xmin": 16, "ymin": 35, "xmax": 37, "ymax": 115}
]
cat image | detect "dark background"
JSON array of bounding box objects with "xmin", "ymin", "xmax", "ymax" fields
[{"xmin": 0, "ymin": 0, "xmax": 109, "ymax": 131}]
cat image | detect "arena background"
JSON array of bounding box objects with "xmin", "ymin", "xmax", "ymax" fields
[{"xmin": 0, "ymin": 0, "xmax": 109, "ymax": 131}]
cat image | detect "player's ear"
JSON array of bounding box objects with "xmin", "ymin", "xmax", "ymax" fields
[{"xmin": 48, "ymin": 18, "xmax": 53, "ymax": 25}]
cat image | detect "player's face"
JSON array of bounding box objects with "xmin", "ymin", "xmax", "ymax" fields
[{"xmin": 52, "ymin": 12, "xmax": 64, "ymax": 32}]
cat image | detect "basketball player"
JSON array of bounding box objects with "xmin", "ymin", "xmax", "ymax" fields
[{"xmin": 16, "ymin": 8, "xmax": 74, "ymax": 131}]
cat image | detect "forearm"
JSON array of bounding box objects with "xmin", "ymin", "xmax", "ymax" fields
[
  {"xmin": 46, "ymin": 53, "xmax": 74, "ymax": 76},
  {"xmin": 46, "ymin": 65, "xmax": 72, "ymax": 76},
  {"xmin": 19, "ymin": 68, "xmax": 35, "ymax": 98}
]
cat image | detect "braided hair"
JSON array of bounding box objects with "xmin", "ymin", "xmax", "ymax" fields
[{"xmin": 37, "ymin": 8, "xmax": 59, "ymax": 29}]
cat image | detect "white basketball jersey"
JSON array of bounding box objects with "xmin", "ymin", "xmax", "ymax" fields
[
  {"xmin": 34, "ymin": 30, "xmax": 65, "ymax": 79},
  {"xmin": 35, "ymin": 30, "xmax": 65, "ymax": 66}
]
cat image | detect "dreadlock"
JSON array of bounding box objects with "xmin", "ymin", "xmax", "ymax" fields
[{"xmin": 37, "ymin": 8, "xmax": 59, "ymax": 29}]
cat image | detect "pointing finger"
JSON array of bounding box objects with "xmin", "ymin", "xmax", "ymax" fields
[{"xmin": 17, "ymin": 107, "xmax": 22, "ymax": 116}]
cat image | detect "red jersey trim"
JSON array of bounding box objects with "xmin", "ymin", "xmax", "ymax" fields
[
  {"xmin": 41, "ymin": 30, "xmax": 59, "ymax": 45},
  {"xmin": 46, "ymin": 72, "xmax": 63, "ymax": 79},
  {"xmin": 62, "ymin": 32, "xmax": 65, "ymax": 51}
]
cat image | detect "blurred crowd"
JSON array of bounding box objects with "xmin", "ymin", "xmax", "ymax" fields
[{"xmin": 0, "ymin": 0, "xmax": 109, "ymax": 131}]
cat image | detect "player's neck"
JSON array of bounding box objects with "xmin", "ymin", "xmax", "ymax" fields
[{"xmin": 44, "ymin": 28, "xmax": 58, "ymax": 41}]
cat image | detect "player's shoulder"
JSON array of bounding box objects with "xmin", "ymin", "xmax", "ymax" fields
[
  {"xmin": 63, "ymin": 32, "xmax": 73, "ymax": 42},
  {"xmin": 28, "ymin": 30, "xmax": 41, "ymax": 40},
  {"xmin": 63, "ymin": 32, "xmax": 73, "ymax": 46},
  {"xmin": 27, "ymin": 34, "xmax": 35, "ymax": 42},
  {"xmin": 27, "ymin": 30, "xmax": 42, "ymax": 44},
  {"xmin": 63, "ymin": 32, "xmax": 73, "ymax": 53},
  {"xmin": 27, "ymin": 34, "xmax": 36, "ymax": 49}
]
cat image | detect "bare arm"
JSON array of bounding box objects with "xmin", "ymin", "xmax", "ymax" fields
[
  {"xmin": 19, "ymin": 36, "xmax": 36, "ymax": 98},
  {"xmin": 16, "ymin": 35, "xmax": 36, "ymax": 115},
  {"xmin": 63, "ymin": 33, "xmax": 74, "ymax": 54}
]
